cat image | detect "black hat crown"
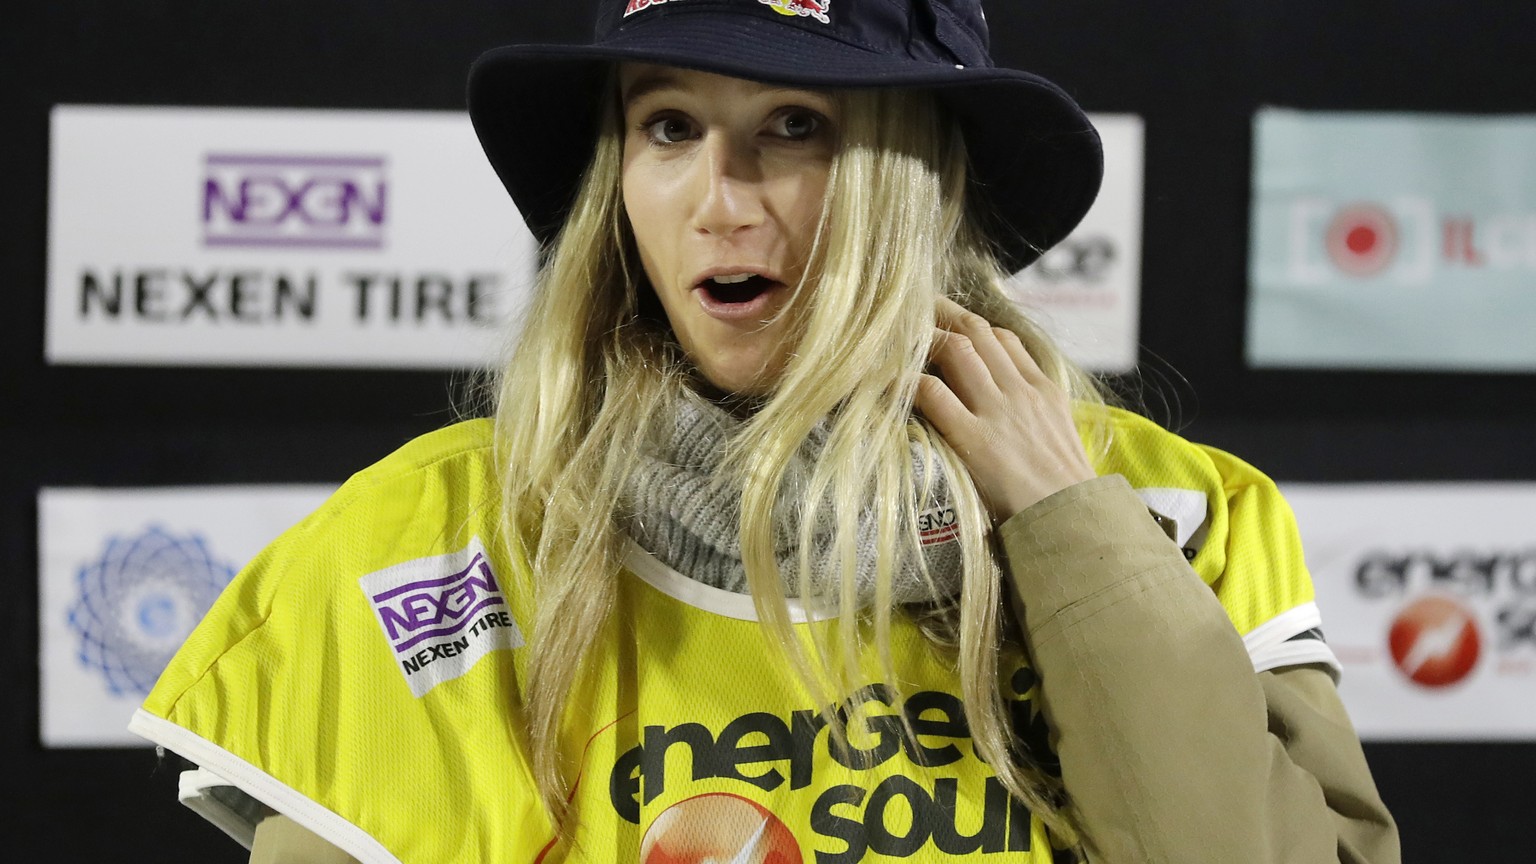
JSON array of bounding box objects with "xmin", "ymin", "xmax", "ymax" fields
[{"xmin": 600, "ymin": 0, "xmax": 992, "ymax": 69}]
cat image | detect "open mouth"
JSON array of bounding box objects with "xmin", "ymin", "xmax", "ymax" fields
[
  {"xmin": 700, "ymin": 273, "xmax": 778, "ymax": 304},
  {"xmin": 706, "ymin": 270, "xmax": 786, "ymax": 301},
  {"xmin": 692, "ymin": 270, "xmax": 788, "ymax": 321}
]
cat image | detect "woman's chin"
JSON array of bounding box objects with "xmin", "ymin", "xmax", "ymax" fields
[{"xmin": 691, "ymin": 360, "xmax": 782, "ymax": 402}]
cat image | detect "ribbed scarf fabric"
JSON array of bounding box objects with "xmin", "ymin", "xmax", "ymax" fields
[{"xmin": 622, "ymin": 393, "xmax": 963, "ymax": 604}]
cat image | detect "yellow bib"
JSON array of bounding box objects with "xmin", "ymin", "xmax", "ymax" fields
[{"xmin": 132, "ymin": 410, "xmax": 1330, "ymax": 863}]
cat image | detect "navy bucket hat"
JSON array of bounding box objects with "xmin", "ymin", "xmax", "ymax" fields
[{"xmin": 468, "ymin": 0, "xmax": 1102, "ymax": 272}]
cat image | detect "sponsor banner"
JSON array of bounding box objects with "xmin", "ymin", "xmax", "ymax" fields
[
  {"xmin": 1007, "ymin": 113, "xmax": 1144, "ymax": 374},
  {"xmin": 1249, "ymin": 109, "xmax": 1536, "ymax": 371},
  {"xmin": 47, "ymin": 106, "xmax": 535, "ymax": 368},
  {"xmin": 1283, "ymin": 482, "xmax": 1536, "ymax": 740},
  {"xmin": 38, "ymin": 485, "xmax": 331, "ymax": 747}
]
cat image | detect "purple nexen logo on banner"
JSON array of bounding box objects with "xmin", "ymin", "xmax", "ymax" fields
[
  {"xmin": 202, "ymin": 153, "xmax": 388, "ymax": 250},
  {"xmin": 359, "ymin": 537, "xmax": 523, "ymax": 698}
]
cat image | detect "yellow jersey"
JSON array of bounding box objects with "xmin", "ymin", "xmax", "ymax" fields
[{"xmin": 130, "ymin": 409, "xmax": 1333, "ymax": 863}]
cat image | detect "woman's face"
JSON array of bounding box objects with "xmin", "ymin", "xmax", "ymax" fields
[{"xmin": 619, "ymin": 64, "xmax": 839, "ymax": 396}]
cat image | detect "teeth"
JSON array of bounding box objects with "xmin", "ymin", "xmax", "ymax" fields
[{"xmin": 710, "ymin": 273, "xmax": 755, "ymax": 285}]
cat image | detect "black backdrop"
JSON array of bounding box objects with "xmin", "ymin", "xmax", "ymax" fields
[{"xmin": 5, "ymin": 2, "xmax": 1535, "ymax": 861}]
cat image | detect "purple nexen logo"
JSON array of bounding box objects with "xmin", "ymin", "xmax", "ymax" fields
[
  {"xmin": 202, "ymin": 153, "xmax": 387, "ymax": 250},
  {"xmin": 369, "ymin": 552, "xmax": 504, "ymax": 654},
  {"xmin": 360, "ymin": 538, "xmax": 522, "ymax": 697}
]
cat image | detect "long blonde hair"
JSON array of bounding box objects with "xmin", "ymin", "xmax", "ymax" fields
[{"xmin": 492, "ymin": 79, "xmax": 1105, "ymax": 843}]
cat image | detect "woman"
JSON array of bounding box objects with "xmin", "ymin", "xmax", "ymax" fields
[{"xmin": 133, "ymin": 2, "xmax": 1400, "ymax": 862}]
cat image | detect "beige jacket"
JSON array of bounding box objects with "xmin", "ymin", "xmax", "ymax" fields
[{"xmin": 1001, "ymin": 475, "xmax": 1400, "ymax": 863}]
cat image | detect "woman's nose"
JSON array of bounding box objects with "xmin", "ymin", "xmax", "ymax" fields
[{"xmin": 690, "ymin": 133, "xmax": 765, "ymax": 238}]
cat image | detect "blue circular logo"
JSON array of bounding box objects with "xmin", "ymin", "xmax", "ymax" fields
[{"xmin": 68, "ymin": 526, "xmax": 236, "ymax": 696}]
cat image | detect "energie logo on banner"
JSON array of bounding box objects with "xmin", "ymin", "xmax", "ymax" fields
[
  {"xmin": 47, "ymin": 106, "xmax": 536, "ymax": 369},
  {"xmin": 1248, "ymin": 109, "xmax": 1536, "ymax": 372},
  {"xmin": 1284, "ymin": 483, "xmax": 1536, "ymax": 740}
]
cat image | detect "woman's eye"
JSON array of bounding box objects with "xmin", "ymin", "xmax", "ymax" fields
[
  {"xmin": 643, "ymin": 115, "xmax": 695, "ymax": 145},
  {"xmin": 772, "ymin": 110, "xmax": 823, "ymax": 141}
]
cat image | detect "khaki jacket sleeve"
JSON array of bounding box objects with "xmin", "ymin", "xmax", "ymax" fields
[
  {"xmin": 999, "ymin": 475, "xmax": 1400, "ymax": 863},
  {"xmin": 249, "ymin": 816, "xmax": 360, "ymax": 864}
]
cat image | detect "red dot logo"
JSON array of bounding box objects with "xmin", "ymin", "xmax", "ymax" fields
[
  {"xmin": 1326, "ymin": 204, "xmax": 1398, "ymax": 277},
  {"xmin": 1388, "ymin": 596, "xmax": 1481, "ymax": 688},
  {"xmin": 640, "ymin": 793, "xmax": 803, "ymax": 864}
]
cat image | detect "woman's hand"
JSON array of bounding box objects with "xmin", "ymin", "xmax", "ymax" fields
[{"xmin": 914, "ymin": 297, "xmax": 1097, "ymax": 523}]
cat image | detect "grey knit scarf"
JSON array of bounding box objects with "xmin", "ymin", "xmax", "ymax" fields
[{"xmin": 622, "ymin": 393, "xmax": 963, "ymax": 605}]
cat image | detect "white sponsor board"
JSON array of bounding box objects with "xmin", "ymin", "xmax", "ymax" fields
[
  {"xmin": 1250, "ymin": 109, "xmax": 1536, "ymax": 371},
  {"xmin": 47, "ymin": 106, "xmax": 535, "ymax": 368},
  {"xmin": 1007, "ymin": 113, "xmax": 1144, "ymax": 374},
  {"xmin": 1284, "ymin": 482, "xmax": 1536, "ymax": 740},
  {"xmin": 38, "ymin": 485, "xmax": 332, "ymax": 747}
]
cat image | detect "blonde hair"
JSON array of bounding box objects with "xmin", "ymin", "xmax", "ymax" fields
[{"xmin": 492, "ymin": 80, "xmax": 1105, "ymax": 844}]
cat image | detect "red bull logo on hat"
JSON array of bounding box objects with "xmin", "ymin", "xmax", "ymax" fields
[
  {"xmin": 624, "ymin": 0, "xmax": 830, "ymax": 24},
  {"xmin": 624, "ymin": 0, "xmax": 688, "ymax": 18},
  {"xmin": 760, "ymin": 0, "xmax": 831, "ymax": 24}
]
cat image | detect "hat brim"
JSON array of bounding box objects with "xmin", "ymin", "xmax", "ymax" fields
[{"xmin": 467, "ymin": 11, "xmax": 1102, "ymax": 272}]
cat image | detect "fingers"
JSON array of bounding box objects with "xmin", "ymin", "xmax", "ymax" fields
[
  {"xmin": 928, "ymin": 326, "xmax": 1001, "ymax": 407},
  {"xmin": 932, "ymin": 298, "xmax": 1012, "ymax": 396},
  {"xmin": 932, "ymin": 296, "xmax": 1048, "ymax": 394},
  {"xmin": 913, "ymin": 372, "xmax": 972, "ymax": 442},
  {"xmin": 989, "ymin": 323, "xmax": 1051, "ymax": 389},
  {"xmin": 922, "ymin": 298, "xmax": 1094, "ymax": 520}
]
